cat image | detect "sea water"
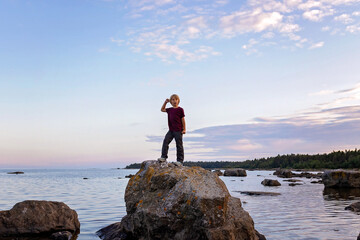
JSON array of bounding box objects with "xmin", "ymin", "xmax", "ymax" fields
[{"xmin": 1, "ymin": 168, "xmax": 360, "ymax": 240}]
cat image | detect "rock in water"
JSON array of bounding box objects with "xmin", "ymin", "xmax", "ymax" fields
[
  {"xmin": 0, "ymin": 200, "xmax": 80, "ymax": 238},
  {"xmin": 345, "ymin": 202, "xmax": 360, "ymax": 212},
  {"xmin": 322, "ymin": 170, "xmax": 360, "ymax": 188},
  {"xmin": 261, "ymin": 179, "xmax": 281, "ymax": 186},
  {"xmin": 97, "ymin": 160, "xmax": 265, "ymax": 240},
  {"xmin": 273, "ymin": 169, "xmax": 293, "ymax": 178},
  {"xmin": 223, "ymin": 168, "xmax": 247, "ymax": 177}
]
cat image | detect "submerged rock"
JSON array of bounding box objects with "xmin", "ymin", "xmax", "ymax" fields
[
  {"xmin": 97, "ymin": 160, "xmax": 265, "ymax": 240},
  {"xmin": 261, "ymin": 179, "xmax": 281, "ymax": 186},
  {"xmin": 223, "ymin": 168, "xmax": 247, "ymax": 177},
  {"xmin": 322, "ymin": 170, "xmax": 360, "ymax": 188},
  {"xmin": 0, "ymin": 200, "xmax": 80, "ymax": 238}
]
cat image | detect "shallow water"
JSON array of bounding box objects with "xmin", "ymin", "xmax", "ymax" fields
[{"xmin": 1, "ymin": 168, "xmax": 359, "ymax": 240}]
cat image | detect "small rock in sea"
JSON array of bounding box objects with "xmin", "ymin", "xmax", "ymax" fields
[
  {"xmin": 118, "ymin": 177, "xmax": 122, "ymax": 179},
  {"xmin": 311, "ymin": 180, "xmax": 322, "ymax": 184},
  {"xmin": 261, "ymin": 179, "xmax": 281, "ymax": 186},
  {"xmin": 289, "ymin": 183, "xmax": 303, "ymax": 186},
  {"xmin": 273, "ymin": 169, "xmax": 293, "ymax": 178},
  {"xmin": 237, "ymin": 191, "xmax": 281, "ymax": 196},
  {"xmin": 345, "ymin": 202, "xmax": 360, "ymax": 212},
  {"xmin": 125, "ymin": 174, "xmax": 134, "ymax": 178},
  {"xmin": 83, "ymin": 177, "xmax": 89, "ymax": 180},
  {"xmin": 50, "ymin": 231, "xmax": 73, "ymax": 240},
  {"xmin": 7, "ymin": 171, "xmax": 24, "ymax": 174},
  {"xmin": 283, "ymin": 179, "xmax": 302, "ymax": 182},
  {"xmin": 223, "ymin": 169, "xmax": 247, "ymax": 177}
]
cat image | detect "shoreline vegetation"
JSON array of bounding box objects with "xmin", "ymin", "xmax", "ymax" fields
[{"xmin": 125, "ymin": 149, "xmax": 360, "ymax": 170}]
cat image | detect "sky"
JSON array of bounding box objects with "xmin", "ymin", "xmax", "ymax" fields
[{"xmin": 1, "ymin": 0, "xmax": 360, "ymax": 168}]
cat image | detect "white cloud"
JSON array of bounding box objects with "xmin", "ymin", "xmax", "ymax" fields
[
  {"xmin": 220, "ymin": 9, "xmax": 284, "ymax": 36},
  {"xmin": 309, "ymin": 41, "xmax": 324, "ymax": 49},
  {"xmin": 322, "ymin": 26, "xmax": 331, "ymax": 31},
  {"xmin": 303, "ymin": 9, "xmax": 335, "ymax": 21},
  {"xmin": 334, "ymin": 14, "xmax": 354, "ymax": 24},
  {"xmin": 114, "ymin": 0, "xmax": 360, "ymax": 62},
  {"xmin": 346, "ymin": 24, "xmax": 360, "ymax": 33},
  {"xmin": 262, "ymin": 32, "xmax": 275, "ymax": 38},
  {"xmin": 110, "ymin": 37, "xmax": 124, "ymax": 46}
]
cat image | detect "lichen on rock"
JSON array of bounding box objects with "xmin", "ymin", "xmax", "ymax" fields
[{"xmin": 97, "ymin": 160, "xmax": 265, "ymax": 240}]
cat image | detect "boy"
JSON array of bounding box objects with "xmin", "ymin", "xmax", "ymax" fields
[{"xmin": 158, "ymin": 94, "xmax": 186, "ymax": 164}]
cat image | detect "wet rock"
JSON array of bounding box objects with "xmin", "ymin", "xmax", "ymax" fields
[
  {"xmin": 97, "ymin": 160, "xmax": 265, "ymax": 240},
  {"xmin": 237, "ymin": 191, "xmax": 281, "ymax": 196},
  {"xmin": 7, "ymin": 171, "xmax": 24, "ymax": 174},
  {"xmin": 223, "ymin": 168, "xmax": 247, "ymax": 177},
  {"xmin": 311, "ymin": 180, "xmax": 322, "ymax": 184},
  {"xmin": 0, "ymin": 200, "xmax": 80, "ymax": 238},
  {"xmin": 283, "ymin": 179, "xmax": 302, "ymax": 182},
  {"xmin": 344, "ymin": 201, "xmax": 360, "ymax": 212},
  {"xmin": 212, "ymin": 169, "xmax": 223, "ymax": 176},
  {"xmin": 50, "ymin": 231, "xmax": 73, "ymax": 240},
  {"xmin": 273, "ymin": 169, "xmax": 293, "ymax": 178},
  {"xmin": 125, "ymin": 174, "xmax": 134, "ymax": 178},
  {"xmin": 261, "ymin": 179, "xmax": 281, "ymax": 186},
  {"xmin": 322, "ymin": 170, "xmax": 360, "ymax": 188},
  {"xmin": 293, "ymin": 172, "xmax": 322, "ymax": 179}
]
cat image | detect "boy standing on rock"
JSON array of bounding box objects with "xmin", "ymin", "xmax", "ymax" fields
[{"xmin": 158, "ymin": 94, "xmax": 186, "ymax": 164}]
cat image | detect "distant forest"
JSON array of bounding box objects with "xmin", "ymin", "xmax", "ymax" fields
[{"xmin": 125, "ymin": 149, "xmax": 360, "ymax": 170}]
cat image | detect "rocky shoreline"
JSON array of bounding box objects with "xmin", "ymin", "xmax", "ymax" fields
[{"xmin": 3, "ymin": 167, "xmax": 360, "ymax": 239}]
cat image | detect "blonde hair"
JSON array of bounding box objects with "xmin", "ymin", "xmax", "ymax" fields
[{"xmin": 170, "ymin": 94, "xmax": 180, "ymax": 103}]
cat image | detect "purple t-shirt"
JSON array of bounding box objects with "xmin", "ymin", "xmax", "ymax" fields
[{"xmin": 166, "ymin": 107, "xmax": 185, "ymax": 132}]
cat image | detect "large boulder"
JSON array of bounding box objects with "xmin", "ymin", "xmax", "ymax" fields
[
  {"xmin": 97, "ymin": 160, "xmax": 265, "ymax": 240},
  {"xmin": 223, "ymin": 168, "xmax": 247, "ymax": 177},
  {"xmin": 322, "ymin": 170, "xmax": 360, "ymax": 188},
  {"xmin": 261, "ymin": 179, "xmax": 281, "ymax": 186},
  {"xmin": 0, "ymin": 200, "xmax": 80, "ymax": 238}
]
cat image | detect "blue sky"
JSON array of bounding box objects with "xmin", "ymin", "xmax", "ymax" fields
[{"xmin": 1, "ymin": 0, "xmax": 360, "ymax": 168}]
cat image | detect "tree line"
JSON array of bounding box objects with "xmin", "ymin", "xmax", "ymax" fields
[{"xmin": 125, "ymin": 149, "xmax": 360, "ymax": 169}]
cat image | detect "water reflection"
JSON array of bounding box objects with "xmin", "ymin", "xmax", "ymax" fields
[{"xmin": 323, "ymin": 187, "xmax": 360, "ymax": 200}]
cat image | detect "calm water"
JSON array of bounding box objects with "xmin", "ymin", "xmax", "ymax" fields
[{"xmin": 1, "ymin": 168, "xmax": 360, "ymax": 240}]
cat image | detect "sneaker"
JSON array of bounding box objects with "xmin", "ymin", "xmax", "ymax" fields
[
  {"xmin": 157, "ymin": 158, "xmax": 167, "ymax": 163},
  {"xmin": 173, "ymin": 162, "xmax": 183, "ymax": 167}
]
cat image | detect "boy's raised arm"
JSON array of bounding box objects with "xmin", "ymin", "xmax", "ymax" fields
[{"xmin": 161, "ymin": 99, "xmax": 170, "ymax": 112}]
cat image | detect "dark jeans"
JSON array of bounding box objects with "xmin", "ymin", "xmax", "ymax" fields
[{"xmin": 161, "ymin": 131, "xmax": 184, "ymax": 163}]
